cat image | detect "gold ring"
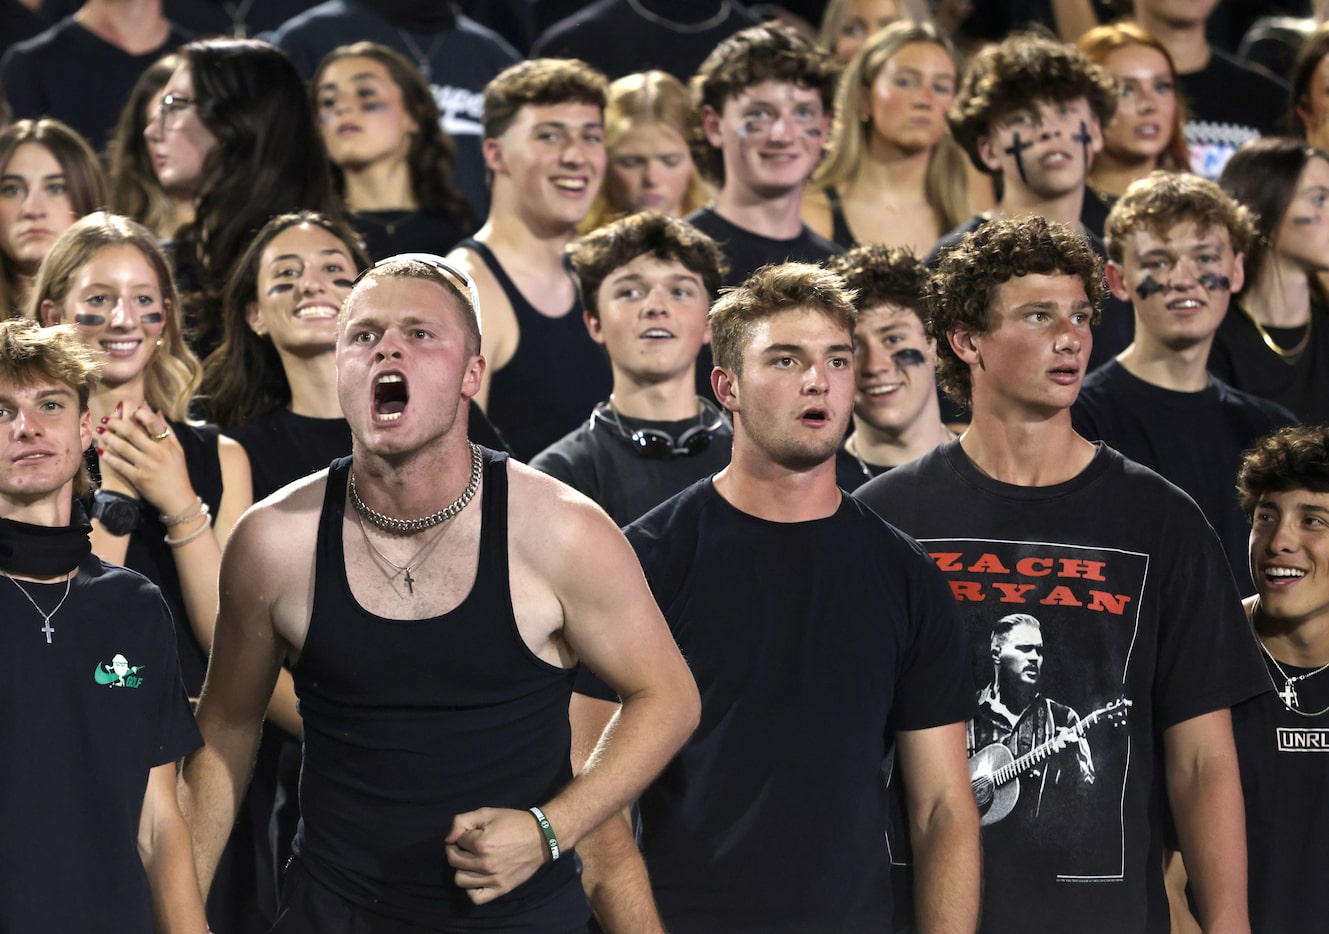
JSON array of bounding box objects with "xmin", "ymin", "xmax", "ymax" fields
[{"xmin": 150, "ymin": 428, "xmax": 171, "ymax": 442}]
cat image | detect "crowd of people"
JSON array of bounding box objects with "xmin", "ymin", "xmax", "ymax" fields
[{"xmin": 0, "ymin": 0, "xmax": 1326, "ymax": 932}]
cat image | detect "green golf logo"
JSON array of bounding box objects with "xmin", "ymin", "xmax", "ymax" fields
[{"xmin": 94, "ymin": 654, "xmax": 145, "ymax": 688}]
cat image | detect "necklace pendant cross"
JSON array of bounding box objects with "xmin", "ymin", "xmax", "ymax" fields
[
  {"xmin": 41, "ymin": 618, "xmax": 54, "ymax": 643},
  {"xmin": 404, "ymin": 568, "xmax": 415, "ymax": 595},
  {"xmin": 1281, "ymin": 679, "xmax": 1300, "ymax": 709}
]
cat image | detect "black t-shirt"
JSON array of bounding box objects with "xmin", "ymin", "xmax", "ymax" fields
[
  {"xmin": 1071, "ymin": 361, "xmax": 1297, "ymax": 591},
  {"xmin": 531, "ymin": 0, "xmax": 762, "ymax": 82},
  {"xmin": 856, "ymin": 441, "xmax": 1267, "ymax": 934},
  {"xmin": 350, "ymin": 210, "xmax": 467, "ymax": 263},
  {"xmin": 0, "ymin": 16, "xmax": 192, "ymax": 153},
  {"xmin": 529, "ymin": 401, "xmax": 733, "ymax": 526},
  {"xmin": 0, "ymin": 554, "xmax": 201, "ymax": 933},
  {"xmin": 1207, "ymin": 302, "xmax": 1329, "ymax": 425},
  {"xmin": 1233, "ymin": 653, "xmax": 1329, "ymax": 934},
  {"xmin": 685, "ymin": 205, "xmax": 843, "ymax": 289},
  {"xmin": 583, "ymin": 479, "xmax": 974, "ymax": 933},
  {"xmin": 1179, "ymin": 47, "xmax": 1290, "ymax": 180},
  {"xmin": 834, "ymin": 444, "xmax": 891, "ymax": 493}
]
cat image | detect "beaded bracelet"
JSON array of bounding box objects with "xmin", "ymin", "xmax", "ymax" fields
[
  {"xmin": 528, "ymin": 806, "xmax": 560, "ymax": 862},
  {"xmin": 160, "ymin": 497, "xmax": 208, "ymax": 528},
  {"xmin": 164, "ymin": 512, "xmax": 211, "ymax": 548}
]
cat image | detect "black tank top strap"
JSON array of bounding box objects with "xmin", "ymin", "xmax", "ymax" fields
[
  {"xmin": 478, "ymin": 446, "xmax": 510, "ymax": 594},
  {"xmin": 456, "ymin": 237, "xmax": 521, "ymax": 308},
  {"xmin": 824, "ymin": 185, "xmax": 859, "ymax": 250}
]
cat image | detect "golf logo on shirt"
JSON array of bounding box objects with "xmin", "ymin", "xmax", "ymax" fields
[{"xmin": 93, "ymin": 653, "xmax": 145, "ymax": 688}]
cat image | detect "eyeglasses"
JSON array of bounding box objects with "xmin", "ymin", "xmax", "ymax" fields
[
  {"xmin": 353, "ymin": 253, "xmax": 481, "ymax": 319},
  {"xmin": 591, "ymin": 399, "xmax": 729, "ymax": 460},
  {"xmin": 156, "ymin": 93, "xmax": 197, "ymax": 129}
]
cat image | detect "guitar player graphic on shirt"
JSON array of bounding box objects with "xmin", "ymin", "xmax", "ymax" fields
[{"xmin": 966, "ymin": 613, "xmax": 1130, "ymax": 825}]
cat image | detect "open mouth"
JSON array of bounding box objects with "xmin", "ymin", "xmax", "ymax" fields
[
  {"xmin": 640, "ymin": 328, "xmax": 674, "ymax": 340},
  {"xmin": 1048, "ymin": 365, "xmax": 1079, "ymax": 383},
  {"xmin": 1264, "ymin": 566, "xmax": 1307, "ymax": 583},
  {"xmin": 800, "ymin": 406, "xmax": 830, "ymax": 427},
  {"xmin": 1040, "ymin": 151, "xmax": 1072, "ymax": 168},
  {"xmin": 374, "ymin": 373, "xmax": 408, "ymax": 422},
  {"xmin": 863, "ymin": 383, "xmax": 901, "ymax": 397},
  {"xmin": 101, "ymin": 339, "xmax": 141, "ymax": 357},
  {"xmin": 296, "ymin": 303, "xmax": 338, "ymax": 320},
  {"xmin": 552, "ymin": 178, "xmax": 588, "ymax": 192}
]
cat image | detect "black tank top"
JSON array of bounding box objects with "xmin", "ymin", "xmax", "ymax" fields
[
  {"xmin": 292, "ymin": 449, "xmax": 588, "ymax": 929},
  {"xmin": 824, "ymin": 186, "xmax": 859, "ymax": 250},
  {"xmin": 458, "ymin": 239, "xmax": 610, "ymax": 460}
]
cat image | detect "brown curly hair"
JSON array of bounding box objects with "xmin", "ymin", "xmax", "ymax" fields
[
  {"xmin": 1237, "ymin": 424, "xmax": 1329, "ymax": 518},
  {"xmin": 828, "ymin": 243, "xmax": 927, "ymax": 317},
  {"xmin": 1104, "ymin": 170, "xmax": 1254, "ymax": 264},
  {"xmin": 948, "ymin": 30, "xmax": 1118, "ymax": 176},
  {"xmin": 569, "ymin": 211, "xmax": 728, "ymax": 321},
  {"xmin": 928, "ymin": 216, "xmax": 1104, "ymax": 406},
  {"xmin": 689, "ymin": 23, "xmax": 841, "ymax": 187}
]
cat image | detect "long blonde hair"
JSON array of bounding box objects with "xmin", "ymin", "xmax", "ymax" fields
[
  {"xmin": 580, "ymin": 71, "xmax": 710, "ymax": 233},
  {"xmin": 817, "ymin": 0, "xmax": 930, "ymax": 54},
  {"xmin": 813, "ymin": 21, "xmax": 969, "ymax": 233},
  {"xmin": 28, "ymin": 212, "xmax": 201, "ymax": 421}
]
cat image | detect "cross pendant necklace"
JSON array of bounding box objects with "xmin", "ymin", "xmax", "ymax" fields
[
  {"xmin": 1280, "ymin": 680, "xmax": 1300, "ymax": 709},
  {"xmin": 355, "ymin": 508, "xmax": 452, "ymax": 596},
  {"xmin": 3, "ymin": 570, "xmax": 73, "ymax": 644}
]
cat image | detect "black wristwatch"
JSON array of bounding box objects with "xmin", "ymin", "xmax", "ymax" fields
[{"xmin": 91, "ymin": 489, "xmax": 143, "ymax": 536}]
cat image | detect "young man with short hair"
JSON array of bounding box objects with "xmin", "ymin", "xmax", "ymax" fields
[
  {"xmin": 828, "ymin": 243, "xmax": 953, "ymax": 490},
  {"xmin": 857, "ymin": 215, "xmax": 1267, "ymax": 933},
  {"xmin": 1074, "ymin": 171, "xmax": 1297, "ymax": 589},
  {"xmin": 936, "ymin": 30, "xmax": 1133, "ymax": 369},
  {"xmin": 181, "ymin": 255, "xmax": 700, "ymax": 931},
  {"xmin": 531, "ymin": 212, "xmax": 733, "ymax": 525},
  {"xmin": 572, "ymin": 262, "xmax": 980, "ymax": 933},
  {"xmin": 1191, "ymin": 424, "xmax": 1329, "ymax": 934},
  {"xmin": 685, "ymin": 22, "xmax": 843, "ymax": 287},
  {"xmin": 448, "ymin": 58, "xmax": 613, "ymax": 460},
  {"xmin": 0, "ymin": 318, "xmax": 204, "ymax": 932}
]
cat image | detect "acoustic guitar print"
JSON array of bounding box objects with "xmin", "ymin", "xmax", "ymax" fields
[{"xmin": 970, "ymin": 698, "xmax": 1131, "ymax": 827}]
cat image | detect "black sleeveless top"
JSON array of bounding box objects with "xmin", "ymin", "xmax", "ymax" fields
[
  {"xmin": 824, "ymin": 185, "xmax": 859, "ymax": 250},
  {"xmin": 291, "ymin": 449, "xmax": 588, "ymax": 928},
  {"xmin": 457, "ymin": 239, "xmax": 610, "ymax": 460},
  {"xmin": 87, "ymin": 419, "xmax": 224, "ymax": 696}
]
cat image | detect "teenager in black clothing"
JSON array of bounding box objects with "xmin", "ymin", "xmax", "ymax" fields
[
  {"xmin": 182, "ymin": 254, "xmax": 698, "ymax": 931},
  {"xmin": 0, "ymin": 318, "xmax": 204, "ymax": 933},
  {"xmin": 571, "ymin": 262, "xmax": 980, "ymax": 934}
]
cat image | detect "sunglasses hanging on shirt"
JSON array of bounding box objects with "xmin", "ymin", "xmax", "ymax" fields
[{"xmin": 591, "ymin": 398, "xmax": 728, "ymax": 460}]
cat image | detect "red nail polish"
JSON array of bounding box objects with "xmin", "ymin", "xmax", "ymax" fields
[
  {"xmin": 95, "ymin": 447, "xmax": 104, "ymax": 456},
  {"xmin": 95, "ymin": 426, "xmax": 104, "ymax": 434},
  {"xmin": 99, "ymin": 416, "xmax": 109, "ymax": 425},
  {"xmin": 115, "ymin": 401, "xmax": 123, "ymax": 412}
]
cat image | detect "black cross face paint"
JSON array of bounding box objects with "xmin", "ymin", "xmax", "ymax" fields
[
  {"xmin": 1072, "ymin": 120, "xmax": 1093, "ymax": 169},
  {"xmin": 1291, "ymin": 215, "xmax": 1318, "ymax": 226},
  {"xmin": 1197, "ymin": 273, "xmax": 1231, "ymax": 292},
  {"xmin": 891, "ymin": 347, "xmax": 927, "ymax": 367},
  {"xmin": 1004, "ymin": 132, "xmax": 1032, "ymax": 185},
  {"xmin": 333, "ymin": 278, "xmax": 355, "ymax": 289},
  {"xmin": 1135, "ymin": 276, "xmax": 1165, "ymax": 300}
]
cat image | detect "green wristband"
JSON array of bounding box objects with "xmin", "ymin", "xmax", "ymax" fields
[{"xmin": 528, "ymin": 806, "xmax": 560, "ymax": 862}]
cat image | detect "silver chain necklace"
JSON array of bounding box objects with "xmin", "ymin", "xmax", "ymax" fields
[
  {"xmin": 625, "ymin": 0, "xmax": 731, "ymax": 33},
  {"xmin": 395, "ymin": 28, "xmax": 446, "ymax": 82},
  {"xmin": 355, "ymin": 508, "xmax": 453, "ymax": 595},
  {"xmin": 350, "ymin": 442, "xmax": 483, "ymax": 534},
  {"xmin": 1258, "ymin": 639, "xmax": 1329, "ymax": 716},
  {"xmin": 4, "ymin": 570, "xmax": 73, "ymax": 644}
]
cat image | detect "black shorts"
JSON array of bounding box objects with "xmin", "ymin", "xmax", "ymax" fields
[{"xmin": 271, "ymin": 857, "xmax": 590, "ymax": 934}]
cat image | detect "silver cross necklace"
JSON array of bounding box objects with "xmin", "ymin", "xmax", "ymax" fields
[{"xmin": 4, "ymin": 570, "xmax": 73, "ymax": 644}]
